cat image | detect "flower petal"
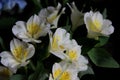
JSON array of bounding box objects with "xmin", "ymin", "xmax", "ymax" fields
[
  {"xmin": 26, "ymin": 44, "xmax": 35, "ymax": 60},
  {"xmin": 12, "ymin": 21, "xmax": 28, "ymax": 39},
  {"xmin": 10, "ymin": 38, "xmax": 22, "ymax": 54},
  {"xmin": 52, "ymin": 63, "xmax": 62, "ymax": 75},
  {"xmin": 84, "ymin": 12, "xmax": 93, "ymax": 32},
  {"xmin": 0, "ymin": 51, "xmax": 20, "ymax": 73},
  {"xmin": 50, "ymin": 51, "xmax": 67, "ymax": 60},
  {"xmin": 10, "ymin": 38, "xmax": 35, "ymax": 63},
  {"xmin": 92, "ymin": 11, "xmax": 103, "ymax": 25},
  {"xmin": 67, "ymin": 2, "xmax": 84, "ymax": 31},
  {"xmin": 49, "ymin": 28, "xmax": 71, "ymax": 57},
  {"xmin": 27, "ymin": 14, "xmax": 40, "ymax": 26},
  {"xmin": 101, "ymin": 20, "xmax": 114, "ymax": 36},
  {"xmin": 49, "ymin": 74, "xmax": 54, "ymax": 80},
  {"xmin": 77, "ymin": 55, "xmax": 88, "ymax": 71}
]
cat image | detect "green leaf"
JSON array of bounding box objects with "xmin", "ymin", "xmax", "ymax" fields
[
  {"xmin": 31, "ymin": 0, "xmax": 41, "ymax": 8},
  {"xmin": 95, "ymin": 36, "xmax": 109, "ymax": 47},
  {"xmin": 63, "ymin": 0, "xmax": 69, "ymax": 5},
  {"xmin": 37, "ymin": 44, "xmax": 50, "ymax": 61},
  {"xmin": 62, "ymin": 17, "xmax": 71, "ymax": 32},
  {"xmin": 34, "ymin": 36, "xmax": 50, "ymax": 61},
  {"xmin": 10, "ymin": 74, "xmax": 25, "ymax": 80},
  {"xmin": 30, "ymin": 0, "xmax": 42, "ymax": 13},
  {"xmin": 28, "ymin": 62, "xmax": 48, "ymax": 80},
  {"xmin": 0, "ymin": 17, "xmax": 16, "ymax": 29},
  {"xmin": 0, "ymin": 36, "xmax": 6, "ymax": 50},
  {"xmin": 88, "ymin": 48, "xmax": 120, "ymax": 68},
  {"xmin": 78, "ymin": 38, "xmax": 98, "ymax": 55}
]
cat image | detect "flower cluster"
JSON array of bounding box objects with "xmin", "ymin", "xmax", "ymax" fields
[
  {"xmin": 49, "ymin": 28, "xmax": 88, "ymax": 80},
  {"xmin": 0, "ymin": 1, "xmax": 119, "ymax": 80}
]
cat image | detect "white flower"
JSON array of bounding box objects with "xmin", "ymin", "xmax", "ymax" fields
[
  {"xmin": 12, "ymin": 14, "xmax": 50, "ymax": 43},
  {"xmin": 84, "ymin": 11, "xmax": 114, "ymax": 39},
  {"xmin": 50, "ymin": 32, "xmax": 88, "ymax": 72},
  {"xmin": 0, "ymin": 38, "xmax": 35, "ymax": 73},
  {"xmin": 61, "ymin": 40, "xmax": 88, "ymax": 72},
  {"xmin": 0, "ymin": 66, "xmax": 13, "ymax": 80},
  {"xmin": 49, "ymin": 63, "xmax": 79, "ymax": 80},
  {"xmin": 38, "ymin": 3, "xmax": 65, "ymax": 28},
  {"xmin": 66, "ymin": 40, "xmax": 81, "ymax": 61},
  {"xmin": 49, "ymin": 28, "xmax": 71, "ymax": 59},
  {"xmin": 67, "ymin": 2, "xmax": 84, "ymax": 31},
  {"xmin": 49, "ymin": 28, "xmax": 88, "ymax": 72}
]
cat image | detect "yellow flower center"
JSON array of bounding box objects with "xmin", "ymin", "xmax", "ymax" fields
[
  {"xmin": 47, "ymin": 11, "xmax": 58, "ymax": 23},
  {"xmin": 93, "ymin": 19, "xmax": 102, "ymax": 30},
  {"xmin": 60, "ymin": 71, "xmax": 71, "ymax": 80},
  {"xmin": 12, "ymin": 46, "xmax": 28, "ymax": 62},
  {"xmin": 53, "ymin": 68, "xmax": 62, "ymax": 79},
  {"xmin": 88, "ymin": 19, "xmax": 102, "ymax": 32},
  {"xmin": 27, "ymin": 23, "xmax": 41, "ymax": 38},
  {"xmin": 53, "ymin": 69, "xmax": 71, "ymax": 80},
  {"xmin": 68, "ymin": 50, "xmax": 77, "ymax": 61}
]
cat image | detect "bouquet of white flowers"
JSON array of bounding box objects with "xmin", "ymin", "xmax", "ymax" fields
[{"xmin": 0, "ymin": 0, "xmax": 119, "ymax": 80}]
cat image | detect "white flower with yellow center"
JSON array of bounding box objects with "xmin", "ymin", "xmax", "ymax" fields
[
  {"xmin": 0, "ymin": 38, "xmax": 35, "ymax": 73},
  {"xmin": 49, "ymin": 28, "xmax": 71, "ymax": 59},
  {"xmin": 67, "ymin": 2, "xmax": 84, "ymax": 31},
  {"xmin": 62, "ymin": 40, "xmax": 88, "ymax": 72},
  {"xmin": 84, "ymin": 11, "xmax": 114, "ymax": 39},
  {"xmin": 63, "ymin": 40, "xmax": 81, "ymax": 61},
  {"xmin": 38, "ymin": 3, "xmax": 65, "ymax": 28},
  {"xmin": 12, "ymin": 14, "xmax": 50, "ymax": 43},
  {"xmin": 49, "ymin": 63, "xmax": 79, "ymax": 80}
]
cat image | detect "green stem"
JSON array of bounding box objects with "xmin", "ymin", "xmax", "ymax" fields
[
  {"xmin": 30, "ymin": 61, "xmax": 36, "ymax": 71},
  {"xmin": 24, "ymin": 66, "xmax": 28, "ymax": 76}
]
